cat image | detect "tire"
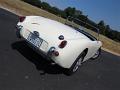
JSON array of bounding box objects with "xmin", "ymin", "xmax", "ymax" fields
[
  {"xmin": 66, "ymin": 51, "xmax": 86, "ymax": 75},
  {"xmin": 16, "ymin": 30, "xmax": 21, "ymax": 38},
  {"xmin": 91, "ymin": 48, "xmax": 101, "ymax": 60}
]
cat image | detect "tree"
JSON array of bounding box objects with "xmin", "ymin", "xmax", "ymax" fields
[
  {"xmin": 64, "ymin": 7, "xmax": 76, "ymax": 18},
  {"xmin": 98, "ymin": 20, "xmax": 105, "ymax": 27},
  {"xmin": 74, "ymin": 10, "xmax": 82, "ymax": 16},
  {"xmin": 98, "ymin": 20, "xmax": 106, "ymax": 35},
  {"xmin": 22, "ymin": 0, "xmax": 41, "ymax": 8},
  {"xmin": 41, "ymin": 2, "xmax": 51, "ymax": 10}
]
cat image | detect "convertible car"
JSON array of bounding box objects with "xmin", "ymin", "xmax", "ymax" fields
[{"xmin": 16, "ymin": 16, "xmax": 102, "ymax": 75}]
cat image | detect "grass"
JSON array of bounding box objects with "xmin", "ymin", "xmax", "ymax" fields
[{"xmin": 0, "ymin": 0, "xmax": 120, "ymax": 55}]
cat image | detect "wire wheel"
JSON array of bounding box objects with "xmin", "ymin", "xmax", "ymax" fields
[
  {"xmin": 66, "ymin": 51, "xmax": 85, "ymax": 75},
  {"xmin": 91, "ymin": 48, "xmax": 101, "ymax": 59}
]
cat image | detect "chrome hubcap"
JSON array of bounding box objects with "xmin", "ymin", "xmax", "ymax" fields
[{"xmin": 92, "ymin": 50, "xmax": 99, "ymax": 58}]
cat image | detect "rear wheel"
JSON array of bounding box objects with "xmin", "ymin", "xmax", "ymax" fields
[
  {"xmin": 91, "ymin": 48, "xmax": 101, "ymax": 59},
  {"xmin": 66, "ymin": 52, "xmax": 85, "ymax": 75}
]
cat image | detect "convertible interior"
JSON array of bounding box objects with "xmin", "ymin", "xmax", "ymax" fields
[{"xmin": 76, "ymin": 29, "xmax": 97, "ymax": 41}]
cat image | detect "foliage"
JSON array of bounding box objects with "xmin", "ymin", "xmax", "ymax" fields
[
  {"xmin": 64, "ymin": 7, "xmax": 76, "ymax": 17},
  {"xmin": 22, "ymin": 0, "xmax": 41, "ymax": 8}
]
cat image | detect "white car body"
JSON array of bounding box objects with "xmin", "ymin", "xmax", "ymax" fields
[{"xmin": 16, "ymin": 16, "xmax": 102, "ymax": 69}]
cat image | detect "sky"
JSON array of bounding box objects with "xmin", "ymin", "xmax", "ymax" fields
[{"xmin": 41, "ymin": 0, "xmax": 120, "ymax": 31}]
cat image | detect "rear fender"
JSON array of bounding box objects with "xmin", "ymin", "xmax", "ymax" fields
[{"xmin": 51, "ymin": 39, "xmax": 90, "ymax": 68}]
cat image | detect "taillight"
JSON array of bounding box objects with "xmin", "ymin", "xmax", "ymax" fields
[
  {"xmin": 19, "ymin": 16, "xmax": 26, "ymax": 22},
  {"xmin": 58, "ymin": 35, "xmax": 64, "ymax": 40},
  {"xmin": 59, "ymin": 40, "xmax": 67, "ymax": 48},
  {"xmin": 53, "ymin": 51, "xmax": 59, "ymax": 56}
]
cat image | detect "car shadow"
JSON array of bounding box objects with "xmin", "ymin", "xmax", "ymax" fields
[{"xmin": 11, "ymin": 40, "xmax": 65, "ymax": 75}]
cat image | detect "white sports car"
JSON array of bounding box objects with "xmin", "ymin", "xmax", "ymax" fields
[{"xmin": 16, "ymin": 16, "xmax": 102, "ymax": 75}]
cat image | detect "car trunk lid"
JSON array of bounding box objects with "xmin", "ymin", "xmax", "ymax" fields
[{"xmin": 24, "ymin": 16, "xmax": 90, "ymax": 40}]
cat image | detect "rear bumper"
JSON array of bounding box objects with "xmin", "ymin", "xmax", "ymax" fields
[
  {"xmin": 16, "ymin": 25, "xmax": 22, "ymax": 38},
  {"xmin": 26, "ymin": 40, "xmax": 51, "ymax": 60},
  {"xmin": 16, "ymin": 26, "xmax": 54, "ymax": 61}
]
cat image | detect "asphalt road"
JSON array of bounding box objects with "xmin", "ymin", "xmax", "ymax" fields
[{"xmin": 0, "ymin": 8, "xmax": 120, "ymax": 90}]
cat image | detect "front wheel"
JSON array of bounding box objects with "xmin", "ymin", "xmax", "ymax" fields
[{"xmin": 66, "ymin": 52, "xmax": 85, "ymax": 75}]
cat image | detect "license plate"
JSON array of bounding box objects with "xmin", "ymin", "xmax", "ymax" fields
[{"xmin": 27, "ymin": 32, "xmax": 43, "ymax": 48}]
